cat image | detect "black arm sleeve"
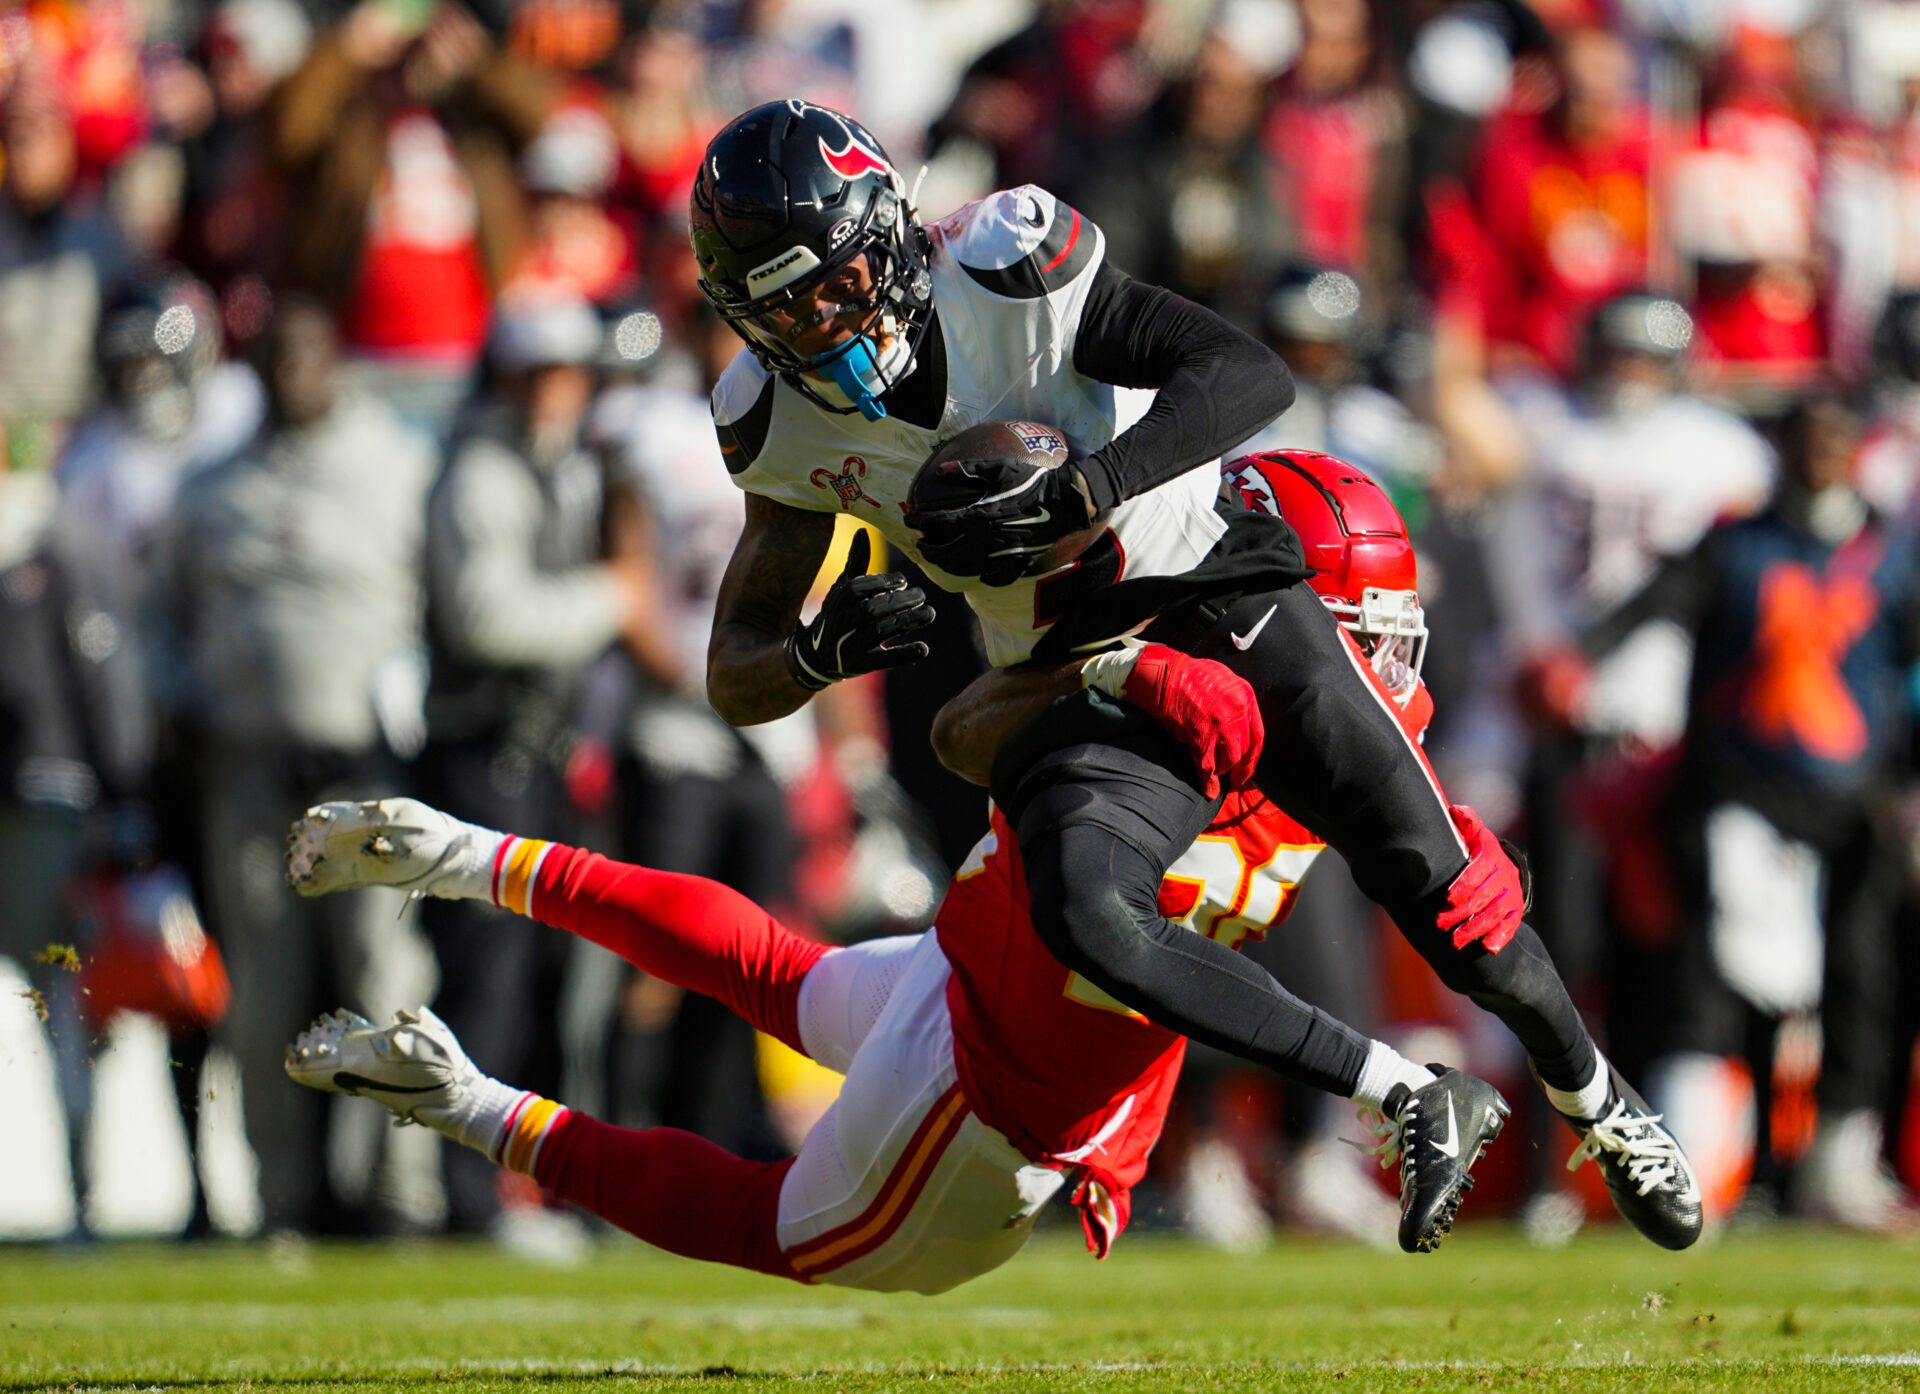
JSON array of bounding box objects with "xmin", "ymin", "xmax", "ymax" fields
[
  {"xmin": 1070, "ymin": 263, "xmax": 1294, "ymax": 512},
  {"xmin": 1579, "ymin": 532, "xmax": 1721, "ymax": 661}
]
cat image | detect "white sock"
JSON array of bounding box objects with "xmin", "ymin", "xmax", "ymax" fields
[
  {"xmin": 430, "ymin": 819, "xmax": 512, "ymax": 903},
  {"xmin": 424, "ymin": 1072, "xmax": 529, "ymax": 1158},
  {"xmin": 1540, "ymin": 1051, "xmax": 1612, "ymax": 1121},
  {"xmin": 1351, "ymin": 1041, "xmax": 1437, "ymax": 1112}
]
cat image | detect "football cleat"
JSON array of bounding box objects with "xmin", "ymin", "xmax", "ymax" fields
[
  {"xmin": 285, "ymin": 1006, "xmax": 481, "ymax": 1132},
  {"xmin": 285, "ymin": 798, "xmax": 496, "ymax": 900},
  {"xmin": 1358, "ymin": 1067, "xmax": 1510, "ymax": 1254},
  {"xmin": 1560, "ymin": 1066, "xmax": 1703, "ymax": 1250}
]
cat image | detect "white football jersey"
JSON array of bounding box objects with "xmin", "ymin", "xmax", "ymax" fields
[
  {"xmin": 1505, "ymin": 385, "xmax": 1776, "ymax": 743},
  {"xmin": 710, "ymin": 186, "xmax": 1226, "ymax": 668}
]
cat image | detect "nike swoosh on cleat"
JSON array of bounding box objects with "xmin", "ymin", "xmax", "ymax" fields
[
  {"xmin": 1231, "ymin": 604, "xmax": 1277, "ymax": 651},
  {"xmin": 1430, "ymin": 1093, "xmax": 1461, "ymax": 1159},
  {"xmin": 330, "ymin": 1072, "xmax": 444, "ymax": 1095}
]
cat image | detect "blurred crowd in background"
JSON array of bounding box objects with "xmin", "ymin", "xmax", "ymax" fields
[{"xmin": 3, "ymin": 0, "xmax": 1920, "ymax": 1256}]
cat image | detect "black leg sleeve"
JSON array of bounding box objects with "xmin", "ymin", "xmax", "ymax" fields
[
  {"xmin": 1164, "ymin": 586, "xmax": 1598, "ymax": 1092},
  {"xmin": 1817, "ymin": 817, "xmax": 1908, "ymax": 1116},
  {"xmin": 1418, "ymin": 925, "xmax": 1597, "ymax": 1092},
  {"xmin": 1009, "ymin": 722, "xmax": 1372, "ymax": 1098}
]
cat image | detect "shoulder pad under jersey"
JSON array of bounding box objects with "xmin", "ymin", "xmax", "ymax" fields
[
  {"xmin": 711, "ymin": 349, "xmax": 777, "ymax": 476},
  {"xmin": 935, "ymin": 185, "xmax": 1102, "ymax": 300}
]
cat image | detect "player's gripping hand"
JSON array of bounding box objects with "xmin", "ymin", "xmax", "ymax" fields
[
  {"xmin": 785, "ymin": 531, "xmax": 936, "ymax": 691},
  {"xmin": 1084, "ymin": 643, "xmax": 1264, "ymax": 800},
  {"xmin": 904, "ymin": 455, "xmax": 1098, "ymax": 587},
  {"xmin": 1435, "ymin": 804, "xmax": 1528, "ymax": 954}
]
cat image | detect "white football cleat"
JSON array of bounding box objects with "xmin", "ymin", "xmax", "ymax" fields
[
  {"xmin": 285, "ymin": 798, "xmax": 498, "ymax": 900},
  {"xmin": 285, "ymin": 1006, "xmax": 483, "ymax": 1132}
]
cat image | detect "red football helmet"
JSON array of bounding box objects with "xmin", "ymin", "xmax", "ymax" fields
[{"xmin": 1223, "ymin": 449, "xmax": 1427, "ymax": 699}]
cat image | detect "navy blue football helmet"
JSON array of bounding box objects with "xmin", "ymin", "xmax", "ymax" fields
[{"xmin": 690, "ymin": 99, "xmax": 933, "ymax": 420}]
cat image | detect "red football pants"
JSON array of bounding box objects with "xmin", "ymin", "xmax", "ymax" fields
[{"xmin": 520, "ymin": 845, "xmax": 832, "ymax": 1280}]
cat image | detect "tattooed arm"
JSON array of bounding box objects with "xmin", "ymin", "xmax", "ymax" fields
[{"xmin": 706, "ymin": 493, "xmax": 839, "ymax": 726}]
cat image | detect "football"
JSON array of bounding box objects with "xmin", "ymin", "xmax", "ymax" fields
[
  {"xmin": 909, "ymin": 418, "xmax": 1073, "ymax": 513},
  {"xmin": 907, "ymin": 419, "xmax": 1105, "ymax": 575}
]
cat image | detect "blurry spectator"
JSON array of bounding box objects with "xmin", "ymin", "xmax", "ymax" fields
[
  {"xmin": 5, "ymin": 0, "xmax": 152, "ymax": 181},
  {"xmin": 1243, "ymin": 263, "xmax": 1441, "ymax": 512},
  {"xmin": 584, "ymin": 305, "xmax": 799, "ymax": 1157},
  {"xmin": 1508, "ymin": 294, "xmax": 1775, "ymax": 751},
  {"xmin": 1568, "ymin": 395, "xmax": 1919, "ymax": 1231},
  {"xmin": 1429, "ymin": 22, "xmax": 1649, "ymax": 378},
  {"xmin": 1081, "ymin": 7, "xmax": 1292, "ymax": 328},
  {"xmin": 0, "ymin": 433, "xmax": 152, "ymax": 1239},
  {"xmin": 268, "ymin": 0, "xmax": 559, "ymax": 431},
  {"xmin": 0, "ymin": 78, "xmax": 138, "ymax": 469},
  {"xmin": 419, "ymin": 292, "xmax": 650, "ymax": 1241},
  {"xmin": 1265, "ymin": 0, "xmax": 1408, "ymax": 303},
  {"xmin": 1503, "ymin": 293, "xmax": 1773, "ymax": 1218},
  {"xmin": 1858, "ymin": 290, "xmax": 1920, "ymax": 519},
  {"xmin": 1668, "ymin": 28, "xmax": 1823, "ymax": 398},
  {"xmin": 1399, "ymin": 0, "xmax": 1544, "ymax": 202},
  {"xmin": 153, "ymin": 297, "xmax": 439, "ymax": 1233},
  {"xmin": 926, "ymin": 0, "xmax": 1161, "ymax": 198},
  {"xmin": 173, "ymin": 0, "xmax": 313, "ymax": 348},
  {"xmin": 702, "ymin": 0, "xmax": 858, "ymax": 121},
  {"xmin": 605, "ymin": 23, "xmax": 714, "ymax": 265},
  {"xmin": 56, "ymin": 276, "xmax": 264, "ymax": 603},
  {"xmin": 1425, "ymin": 22, "xmax": 1652, "ymax": 495},
  {"xmin": 502, "ymin": 0, "xmax": 624, "ymax": 74},
  {"xmin": 504, "ymin": 104, "xmax": 635, "ymax": 305}
]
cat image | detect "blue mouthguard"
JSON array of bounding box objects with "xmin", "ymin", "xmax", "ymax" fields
[{"xmin": 817, "ymin": 337, "xmax": 890, "ymax": 422}]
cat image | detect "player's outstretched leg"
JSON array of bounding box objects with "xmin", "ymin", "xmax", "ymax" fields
[
  {"xmin": 287, "ymin": 798, "xmax": 830, "ymax": 1057},
  {"xmin": 287, "ymin": 1007, "xmax": 799, "ymax": 1279},
  {"xmin": 1008, "ymin": 726, "xmax": 1508, "ymax": 1254},
  {"xmin": 1168, "ymin": 587, "xmax": 1701, "ymax": 1250},
  {"xmin": 286, "ymin": 797, "xmax": 502, "ymax": 900},
  {"xmin": 287, "ymin": 1006, "xmax": 520, "ymax": 1139},
  {"xmin": 1360, "ymin": 1068, "xmax": 1511, "ymax": 1254},
  {"xmin": 1548, "ymin": 1062, "xmax": 1702, "ymax": 1251}
]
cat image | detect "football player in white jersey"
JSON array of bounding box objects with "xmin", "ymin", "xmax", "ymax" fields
[{"xmin": 689, "ymin": 100, "xmax": 1701, "ymax": 1249}]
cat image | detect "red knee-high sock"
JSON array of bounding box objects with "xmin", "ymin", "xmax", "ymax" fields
[
  {"xmin": 531, "ymin": 1107, "xmax": 800, "ymax": 1282},
  {"xmin": 521, "ymin": 843, "xmax": 829, "ymax": 1055}
]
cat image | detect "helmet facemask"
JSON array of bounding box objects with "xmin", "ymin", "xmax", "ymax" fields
[
  {"xmin": 1323, "ymin": 587, "xmax": 1428, "ymax": 706},
  {"xmin": 703, "ymin": 185, "xmax": 933, "ymax": 421}
]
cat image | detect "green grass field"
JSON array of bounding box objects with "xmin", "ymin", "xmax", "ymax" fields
[{"xmin": 5, "ymin": 1226, "xmax": 1919, "ymax": 1393}]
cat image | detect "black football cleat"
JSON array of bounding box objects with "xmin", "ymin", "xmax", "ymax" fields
[
  {"xmin": 1560, "ymin": 1066, "xmax": 1702, "ymax": 1250},
  {"xmin": 1361, "ymin": 1067, "xmax": 1511, "ymax": 1254}
]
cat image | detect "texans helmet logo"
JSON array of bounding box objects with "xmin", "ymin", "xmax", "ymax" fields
[{"xmin": 819, "ymin": 131, "xmax": 891, "ymax": 181}]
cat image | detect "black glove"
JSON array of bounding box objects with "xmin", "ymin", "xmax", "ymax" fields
[
  {"xmin": 904, "ymin": 456, "xmax": 1098, "ymax": 587},
  {"xmin": 784, "ymin": 531, "xmax": 936, "ymax": 691}
]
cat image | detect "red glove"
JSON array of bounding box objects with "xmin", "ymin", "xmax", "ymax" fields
[
  {"xmin": 1513, "ymin": 645, "xmax": 1592, "ymax": 730},
  {"xmin": 1435, "ymin": 804, "xmax": 1526, "ymax": 954},
  {"xmin": 1121, "ymin": 644, "xmax": 1265, "ymax": 800}
]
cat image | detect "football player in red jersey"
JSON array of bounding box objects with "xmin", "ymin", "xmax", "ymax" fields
[{"xmin": 278, "ymin": 455, "xmax": 1507, "ymax": 1288}]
